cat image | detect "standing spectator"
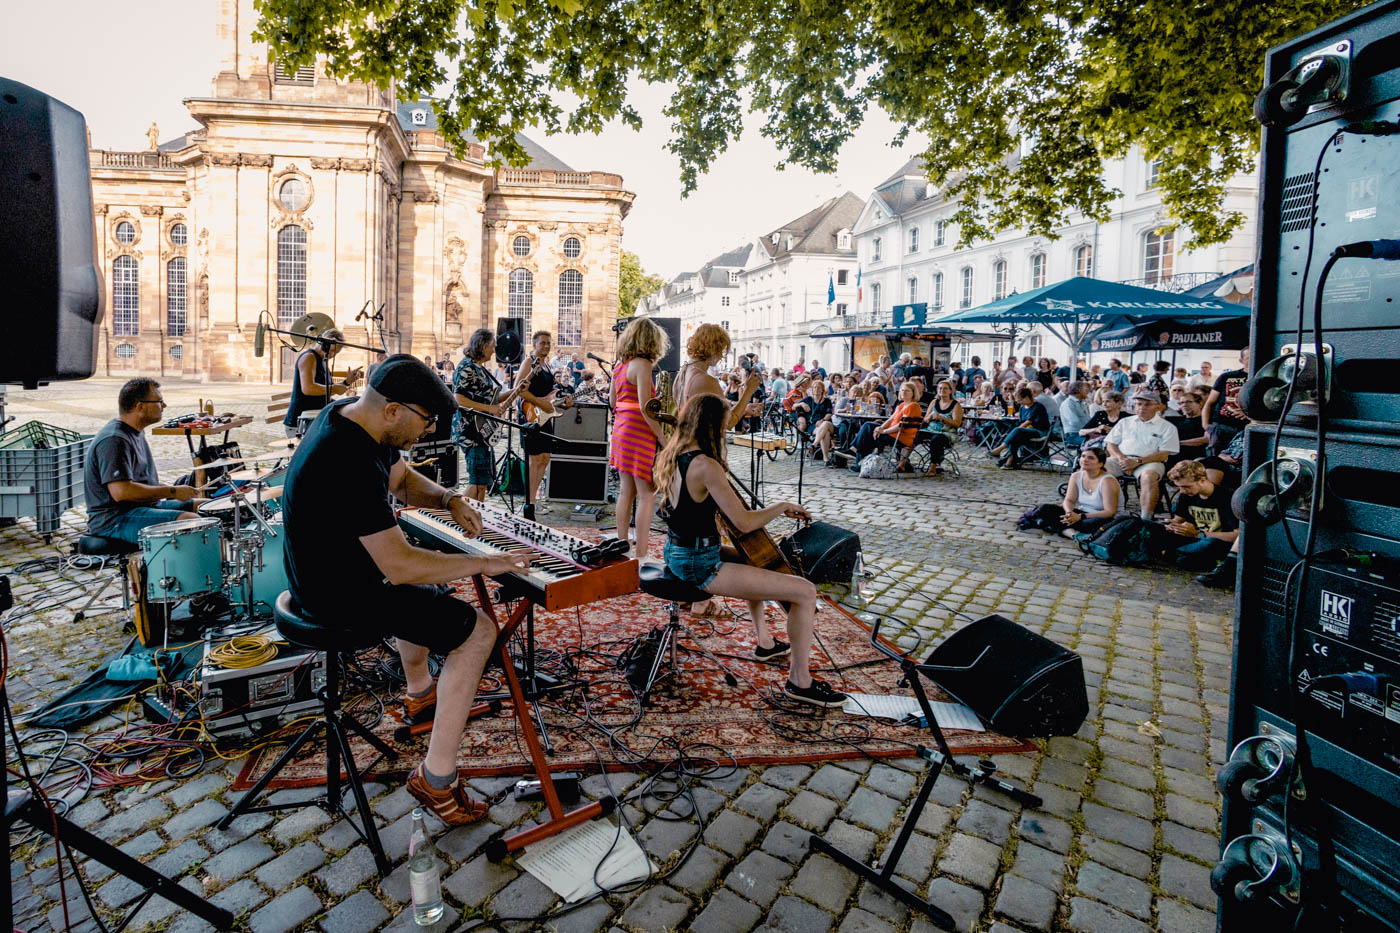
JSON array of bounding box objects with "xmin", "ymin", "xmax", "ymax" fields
[
  {"xmin": 809, "ymin": 359, "xmax": 827, "ymax": 379},
  {"xmin": 1105, "ymin": 388, "xmax": 1180, "ymax": 518},
  {"xmin": 1188, "ymin": 361, "xmax": 1214, "ymax": 392},
  {"xmin": 791, "ymin": 359, "xmax": 806, "ymax": 375},
  {"xmin": 1035, "ymin": 358, "xmax": 1055, "ymax": 389},
  {"xmin": 947, "ymin": 360, "xmax": 964, "ymax": 392},
  {"xmin": 1147, "ymin": 360, "xmax": 1170, "ymax": 395},
  {"xmin": 569, "ymin": 352, "xmax": 585, "ymax": 388},
  {"xmin": 770, "ymin": 368, "xmax": 789, "ymax": 400},
  {"xmin": 1058, "ymin": 447, "xmax": 1121, "ymax": 536},
  {"xmin": 1203, "ymin": 348, "xmax": 1250, "ymax": 455},
  {"xmin": 1022, "ymin": 355, "xmax": 1037, "ymax": 380},
  {"xmin": 891, "ymin": 353, "xmax": 912, "ymax": 382},
  {"xmin": 1059, "ymin": 381, "xmax": 1092, "ymax": 443},
  {"xmin": 992, "ymin": 386, "xmax": 1051, "ymax": 469},
  {"xmin": 991, "ymin": 359, "xmax": 1004, "ymax": 387},
  {"xmin": 964, "ymin": 356, "xmax": 986, "ymax": 391},
  {"xmin": 1106, "ymin": 358, "xmax": 1131, "ymax": 392},
  {"xmin": 1160, "ymin": 460, "xmax": 1239, "ymax": 570}
]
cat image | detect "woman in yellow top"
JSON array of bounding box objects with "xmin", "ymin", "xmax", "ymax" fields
[{"xmin": 847, "ymin": 381, "xmax": 923, "ymax": 473}]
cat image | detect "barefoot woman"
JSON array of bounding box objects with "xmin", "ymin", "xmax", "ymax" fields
[
  {"xmin": 609, "ymin": 318, "xmax": 670, "ymax": 556},
  {"xmin": 655, "ymin": 394, "xmax": 848, "ymax": 708}
]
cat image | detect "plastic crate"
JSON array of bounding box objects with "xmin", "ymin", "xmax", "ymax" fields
[
  {"xmin": 0, "ymin": 421, "xmax": 83, "ymax": 450},
  {"xmin": 0, "ymin": 433, "xmax": 91, "ymax": 538}
]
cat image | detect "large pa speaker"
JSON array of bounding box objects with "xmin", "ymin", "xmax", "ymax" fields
[
  {"xmin": 922, "ymin": 614, "xmax": 1087, "ymax": 737},
  {"xmin": 1, "ymin": 78, "xmax": 102, "ymax": 388},
  {"xmin": 655, "ymin": 317, "xmax": 682, "ymax": 373},
  {"xmin": 496, "ymin": 317, "xmax": 524, "ymax": 365}
]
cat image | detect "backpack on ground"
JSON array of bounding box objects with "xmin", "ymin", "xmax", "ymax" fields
[
  {"xmin": 1017, "ymin": 503, "xmax": 1066, "ymax": 532},
  {"xmin": 1076, "ymin": 514, "xmax": 1152, "ymax": 566}
]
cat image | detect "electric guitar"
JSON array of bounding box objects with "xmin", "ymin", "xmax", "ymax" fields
[
  {"xmin": 524, "ymin": 391, "xmax": 577, "ymax": 426},
  {"xmin": 462, "ymin": 356, "xmax": 540, "ymax": 445}
]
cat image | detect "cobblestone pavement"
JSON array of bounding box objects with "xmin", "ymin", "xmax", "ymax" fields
[{"xmin": 6, "ymin": 380, "xmax": 1231, "ymax": 932}]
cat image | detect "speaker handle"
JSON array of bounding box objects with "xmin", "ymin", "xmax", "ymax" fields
[
  {"xmin": 914, "ymin": 646, "xmax": 992, "ymax": 675},
  {"xmin": 867, "ymin": 615, "xmax": 991, "ymax": 672}
]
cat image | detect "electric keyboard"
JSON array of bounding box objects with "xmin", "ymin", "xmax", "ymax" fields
[{"xmin": 397, "ymin": 506, "xmax": 638, "ymax": 611}]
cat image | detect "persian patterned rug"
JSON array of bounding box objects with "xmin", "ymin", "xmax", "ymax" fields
[{"xmin": 234, "ymin": 540, "xmax": 1033, "ymax": 790}]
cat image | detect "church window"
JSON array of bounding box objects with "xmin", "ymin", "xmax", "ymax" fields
[
  {"xmin": 278, "ymin": 178, "xmax": 308, "ymax": 212},
  {"xmin": 115, "ymin": 343, "xmax": 137, "ymax": 359},
  {"xmin": 277, "ymin": 225, "xmax": 307, "ymax": 327},
  {"xmin": 167, "ymin": 257, "xmax": 187, "ymax": 337},
  {"xmin": 411, "ymin": 109, "xmax": 428, "ymax": 125},
  {"xmin": 113, "ymin": 256, "xmax": 139, "ymax": 336},
  {"xmin": 508, "ymin": 268, "xmax": 533, "ymax": 333},
  {"xmin": 563, "ymin": 237, "xmax": 581, "ymax": 259},
  {"xmin": 512, "ymin": 236, "xmax": 531, "ymax": 258},
  {"xmin": 169, "ymin": 345, "xmax": 183, "ymax": 360},
  {"xmin": 170, "ymin": 223, "xmax": 188, "ymax": 246},
  {"xmin": 558, "ymin": 270, "xmax": 583, "ymax": 346},
  {"xmin": 116, "ymin": 221, "xmax": 135, "ymax": 245}
]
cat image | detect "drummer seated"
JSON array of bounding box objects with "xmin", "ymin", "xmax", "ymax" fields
[{"xmin": 83, "ymin": 377, "xmax": 206, "ymax": 545}]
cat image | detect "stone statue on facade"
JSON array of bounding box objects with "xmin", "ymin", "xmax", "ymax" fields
[{"xmin": 147, "ymin": 123, "xmax": 160, "ymax": 151}]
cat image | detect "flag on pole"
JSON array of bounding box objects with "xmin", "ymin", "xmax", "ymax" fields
[
  {"xmin": 857, "ymin": 266, "xmax": 862, "ymax": 303},
  {"xmin": 827, "ymin": 272, "xmax": 835, "ymax": 306}
]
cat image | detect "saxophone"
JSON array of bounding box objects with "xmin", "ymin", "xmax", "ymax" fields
[{"xmin": 655, "ymin": 369, "xmax": 677, "ymax": 434}]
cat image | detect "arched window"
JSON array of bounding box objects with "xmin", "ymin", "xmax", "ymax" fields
[
  {"xmin": 1074, "ymin": 244, "xmax": 1094, "ymax": 278},
  {"xmin": 112, "ymin": 256, "xmax": 139, "ymax": 336},
  {"xmin": 993, "ymin": 260, "xmax": 1008, "ymax": 300},
  {"xmin": 170, "ymin": 223, "xmax": 188, "ymax": 246},
  {"xmin": 563, "ymin": 237, "xmax": 581, "ymax": 259},
  {"xmin": 1030, "ymin": 253, "xmax": 1047, "ymax": 290},
  {"xmin": 932, "ymin": 272, "xmax": 944, "ymax": 311},
  {"xmin": 1143, "ymin": 229, "xmax": 1174, "ymax": 283},
  {"xmin": 512, "ymin": 236, "xmax": 531, "ymax": 258},
  {"xmin": 959, "ymin": 267, "xmax": 974, "ymax": 309},
  {"xmin": 277, "ymin": 225, "xmax": 307, "ymax": 327},
  {"xmin": 167, "ymin": 257, "xmax": 187, "ymax": 336},
  {"xmin": 115, "ymin": 221, "xmax": 136, "ymax": 245},
  {"xmin": 508, "ymin": 268, "xmax": 533, "ymax": 333},
  {"xmin": 558, "ymin": 270, "xmax": 583, "ymax": 345}
]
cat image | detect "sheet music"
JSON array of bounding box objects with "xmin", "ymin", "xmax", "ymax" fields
[
  {"xmin": 517, "ymin": 818, "xmax": 655, "ymax": 902},
  {"xmin": 842, "ymin": 693, "xmax": 986, "ymax": 732}
]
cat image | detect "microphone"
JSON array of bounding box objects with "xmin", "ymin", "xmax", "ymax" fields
[
  {"xmin": 373, "ymin": 301, "xmax": 385, "ymax": 321},
  {"xmin": 254, "ymin": 322, "xmax": 266, "ymax": 358},
  {"xmin": 353, "ymin": 299, "xmax": 371, "ymax": 322},
  {"xmin": 587, "ymin": 352, "xmax": 611, "ymax": 366}
]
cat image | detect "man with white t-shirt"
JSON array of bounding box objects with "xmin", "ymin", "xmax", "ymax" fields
[{"xmin": 1105, "ymin": 388, "xmax": 1180, "ymax": 518}]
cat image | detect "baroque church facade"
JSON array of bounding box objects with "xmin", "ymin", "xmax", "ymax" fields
[{"xmin": 88, "ymin": 0, "xmax": 633, "ymax": 382}]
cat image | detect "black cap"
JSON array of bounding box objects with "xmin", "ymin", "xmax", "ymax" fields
[{"xmin": 369, "ymin": 353, "xmax": 456, "ymax": 419}]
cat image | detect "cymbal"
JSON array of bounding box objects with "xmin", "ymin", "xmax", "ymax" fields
[
  {"xmin": 227, "ymin": 468, "xmax": 282, "ymax": 483},
  {"xmin": 237, "ymin": 451, "xmax": 297, "ymax": 463},
  {"xmin": 195, "ymin": 456, "xmax": 250, "ymax": 471}
]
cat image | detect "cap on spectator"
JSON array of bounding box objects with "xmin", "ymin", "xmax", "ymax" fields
[
  {"xmin": 369, "ymin": 353, "xmax": 456, "ymax": 419},
  {"xmin": 1132, "ymin": 386, "xmax": 1164, "ymax": 404}
]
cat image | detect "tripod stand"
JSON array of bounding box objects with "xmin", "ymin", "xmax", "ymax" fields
[{"xmin": 809, "ymin": 612, "xmax": 1043, "ymax": 927}]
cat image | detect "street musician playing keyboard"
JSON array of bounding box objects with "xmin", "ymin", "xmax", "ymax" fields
[{"xmin": 281, "ymin": 354, "xmax": 527, "ymax": 825}]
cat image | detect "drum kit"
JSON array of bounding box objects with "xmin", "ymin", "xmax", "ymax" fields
[{"xmin": 136, "ymin": 445, "xmax": 297, "ymax": 619}]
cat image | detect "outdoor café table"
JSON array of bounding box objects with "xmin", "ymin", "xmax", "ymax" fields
[{"xmin": 963, "ymin": 409, "xmax": 1018, "ymax": 458}]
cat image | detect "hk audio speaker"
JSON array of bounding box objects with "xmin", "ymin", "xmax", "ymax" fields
[
  {"xmin": 922, "ymin": 614, "xmax": 1088, "ymax": 737},
  {"xmin": 544, "ymin": 455, "xmax": 608, "ymax": 504},
  {"xmin": 780, "ymin": 522, "xmax": 860, "ymax": 584},
  {"xmin": 496, "ymin": 317, "xmax": 525, "ymax": 365},
  {"xmin": 656, "ymin": 317, "xmax": 682, "ymax": 373}
]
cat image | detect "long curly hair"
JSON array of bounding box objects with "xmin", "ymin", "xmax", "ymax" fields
[
  {"xmin": 653, "ymin": 393, "xmax": 728, "ymax": 495},
  {"xmin": 616, "ymin": 317, "xmax": 670, "ymax": 363}
]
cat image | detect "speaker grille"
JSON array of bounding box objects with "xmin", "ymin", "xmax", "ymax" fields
[
  {"xmin": 1280, "ymin": 172, "xmax": 1316, "ymax": 233},
  {"xmin": 1259, "ymin": 557, "xmax": 1295, "ymax": 619}
]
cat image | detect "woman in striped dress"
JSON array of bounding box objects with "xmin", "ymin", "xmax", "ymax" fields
[{"xmin": 610, "ymin": 318, "xmax": 671, "ymax": 557}]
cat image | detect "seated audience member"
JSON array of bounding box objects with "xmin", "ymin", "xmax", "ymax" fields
[
  {"xmin": 1198, "ymin": 420, "xmax": 1248, "ymax": 488},
  {"xmin": 1105, "ymin": 389, "xmax": 1180, "ymax": 518},
  {"xmin": 1029, "ymin": 381, "xmax": 1060, "ymax": 427},
  {"xmin": 769, "ymin": 368, "xmax": 789, "ymax": 400},
  {"xmin": 991, "ymin": 387, "xmax": 1051, "ymax": 470},
  {"xmin": 1087, "ymin": 385, "xmax": 1109, "ymax": 416},
  {"xmin": 1058, "ymin": 447, "xmax": 1121, "ymax": 536},
  {"xmin": 795, "ymin": 380, "xmax": 834, "ymax": 457},
  {"xmin": 1167, "ymin": 383, "xmax": 1187, "ymax": 412},
  {"xmin": 1159, "ymin": 460, "xmax": 1239, "ymax": 571},
  {"xmin": 1196, "ymin": 537, "xmax": 1240, "ymax": 589},
  {"xmin": 971, "ymin": 377, "xmax": 996, "ymax": 409},
  {"xmin": 848, "ymin": 381, "xmax": 923, "ymax": 472},
  {"xmin": 997, "ymin": 383, "xmax": 1019, "ymax": 415},
  {"xmin": 922, "ymin": 379, "xmax": 963, "ymax": 475},
  {"xmin": 1059, "ymin": 381, "xmax": 1091, "ymax": 446},
  {"xmin": 1081, "ymin": 391, "xmax": 1126, "ymax": 447},
  {"xmin": 1167, "ymin": 390, "xmax": 1208, "ymax": 465}
]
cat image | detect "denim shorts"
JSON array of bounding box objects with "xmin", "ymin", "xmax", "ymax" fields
[
  {"xmin": 101, "ymin": 501, "xmax": 196, "ymax": 544},
  {"xmin": 663, "ymin": 539, "xmax": 724, "ymax": 590},
  {"xmin": 460, "ymin": 443, "xmax": 494, "ymax": 485}
]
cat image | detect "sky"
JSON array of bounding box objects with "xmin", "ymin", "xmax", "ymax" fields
[{"xmin": 2, "ymin": 0, "xmax": 927, "ymax": 280}]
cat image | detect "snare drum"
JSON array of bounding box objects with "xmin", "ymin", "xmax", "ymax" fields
[
  {"xmin": 247, "ymin": 521, "xmax": 289, "ymax": 615},
  {"xmin": 199, "ymin": 486, "xmax": 285, "ymax": 527},
  {"xmin": 138, "ymin": 518, "xmax": 223, "ymax": 602}
]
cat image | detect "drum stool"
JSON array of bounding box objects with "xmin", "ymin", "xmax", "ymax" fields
[
  {"xmin": 74, "ymin": 534, "xmax": 139, "ymax": 614},
  {"xmin": 217, "ymin": 591, "xmax": 397, "ymax": 875},
  {"xmin": 635, "ymin": 562, "xmax": 738, "ymax": 706}
]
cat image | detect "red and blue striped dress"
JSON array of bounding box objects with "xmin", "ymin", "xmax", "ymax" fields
[{"xmin": 610, "ymin": 360, "xmax": 660, "ymax": 484}]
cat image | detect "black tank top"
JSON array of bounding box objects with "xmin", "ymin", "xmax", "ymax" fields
[
  {"xmin": 284, "ymin": 347, "xmax": 329, "ymax": 427},
  {"xmin": 666, "ymin": 451, "xmax": 719, "ymax": 541}
]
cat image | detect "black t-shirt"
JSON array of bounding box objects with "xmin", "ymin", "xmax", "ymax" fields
[
  {"xmin": 84, "ymin": 419, "xmax": 159, "ymax": 536},
  {"xmin": 1169, "ymin": 414, "xmax": 1206, "ymax": 448},
  {"xmin": 1172, "ymin": 482, "xmax": 1238, "ymax": 534},
  {"xmin": 1210, "ymin": 368, "xmax": 1249, "ymax": 429},
  {"xmin": 907, "ymin": 365, "xmax": 934, "ymax": 385},
  {"xmin": 282, "ymin": 399, "xmax": 400, "ymax": 611},
  {"xmin": 1082, "ymin": 410, "xmax": 1123, "ymax": 433},
  {"xmin": 799, "ymin": 396, "xmax": 833, "ymax": 421},
  {"xmin": 1021, "ymin": 403, "xmax": 1050, "ymax": 431}
]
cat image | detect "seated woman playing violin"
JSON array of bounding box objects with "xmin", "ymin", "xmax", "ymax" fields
[{"xmin": 656, "ymin": 394, "xmax": 848, "ymax": 709}]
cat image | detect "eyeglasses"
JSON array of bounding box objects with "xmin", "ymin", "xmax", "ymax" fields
[
  {"xmin": 140, "ymin": 398, "xmax": 167, "ymax": 408},
  {"xmin": 397, "ymin": 401, "xmax": 437, "ymax": 428}
]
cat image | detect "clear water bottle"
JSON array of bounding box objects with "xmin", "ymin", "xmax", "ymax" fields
[
  {"xmin": 408, "ymin": 807, "xmax": 444, "ymax": 925},
  {"xmin": 850, "ymin": 552, "xmax": 873, "ymax": 622}
]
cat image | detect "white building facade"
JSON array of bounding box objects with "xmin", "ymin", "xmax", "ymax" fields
[{"xmin": 851, "ymin": 152, "xmax": 1258, "ymax": 374}]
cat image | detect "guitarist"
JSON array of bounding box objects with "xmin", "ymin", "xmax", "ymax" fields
[
  {"xmin": 451, "ymin": 328, "xmax": 511, "ymax": 502},
  {"xmin": 655, "ymin": 393, "xmax": 848, "ymax": 709},
  {"xmin": 516, "ymin": 330, "xmax": 563, "ymax": 506}
]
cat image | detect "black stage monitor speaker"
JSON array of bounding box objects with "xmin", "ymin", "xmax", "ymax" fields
[
  {"xmin": 544, "ymin": 455, "xmax": 608, "ymax": 504},
  {"xmin": 1, "ymin": 78, "xmax": 103, "ymax": 388},
  {"xmin": 781, "ymin": 522, "xmax": 860, "ymax": 584},
  {"xmin": 922, "ymin": 614, "xmax": 1088, "ymax": 737},
  {"xmin": 496, "ymin": 317, "xmax": 524, "ymax": 365},
  {"xmin": 656, "ymin": 317, "xmax": 682, "ymax": 373}
]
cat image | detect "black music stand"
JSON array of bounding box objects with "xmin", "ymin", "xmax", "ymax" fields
[{"xmin": 809, "ymin": 613, "xmax": 1042, "ymax": 927}]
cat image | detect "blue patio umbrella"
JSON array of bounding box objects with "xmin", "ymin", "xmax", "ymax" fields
[{"xmin": 935, "ymin": 276, "xmax": 1240, "ymax": 369}]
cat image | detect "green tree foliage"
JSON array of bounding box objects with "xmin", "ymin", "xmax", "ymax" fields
[
  {"xmin": 618, "ymin": 250, "xmax": 664, "ymax": 317},
  {"xmin": 256, "ymin": 0, "xmax": 1366, "ymax": 248}
]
